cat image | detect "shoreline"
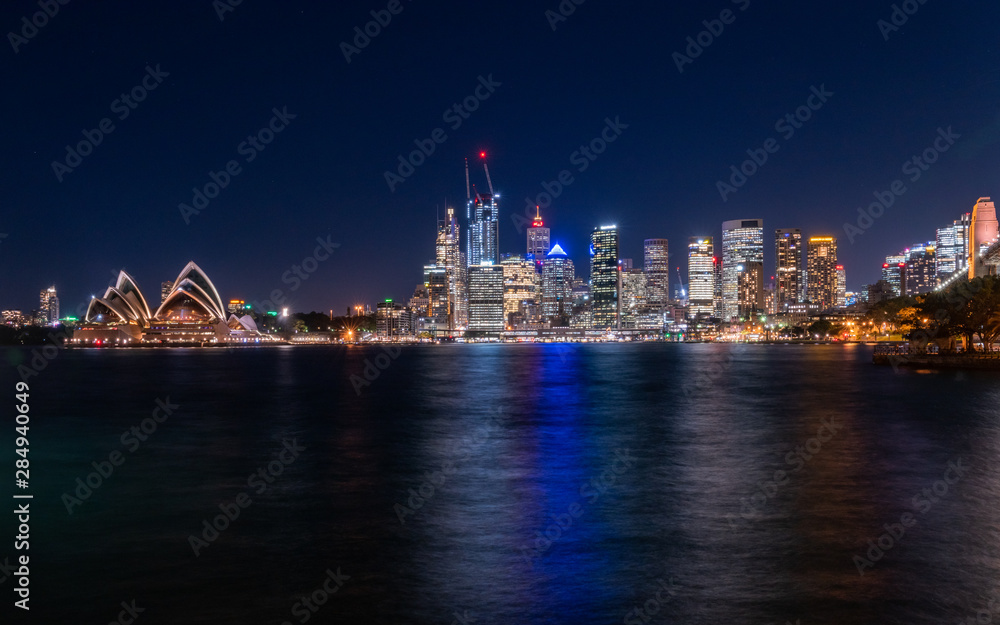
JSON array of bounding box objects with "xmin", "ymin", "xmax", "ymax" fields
[{"xmin": 38, "ymin": 340, "xmax": 878, "ymax": 349}]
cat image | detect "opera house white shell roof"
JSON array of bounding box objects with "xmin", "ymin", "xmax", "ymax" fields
[{"xmin": 86, "ymin": 262, "xmax": 228, "ymax": 324}]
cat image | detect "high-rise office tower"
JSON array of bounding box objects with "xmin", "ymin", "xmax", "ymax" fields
[
  {"xmin": 466, "ymin": 157, "xmax": 499, "ymax": 267},
  {"xmin": 936, "ymin": 223, "xmax": 957, "ymax": 283},
  {"xmin": 161, "ymin": 281, "xmax": 174, "ymax": 304},
  {"xmin": 775, "ymin": 229, "xmax": 803, "ymax": 309},
  {"xmin": 836, "ymin": 265, "xmax": 846, "ymax": 307},
  {"xmin": 688, "ymin": 237, "xmax": 715, "ymax": 319},
  {"xmin": 936, "ymin": 213, "xmax": 971, "ymax": 284},
  {"xmin": 969, "ymin": 197, "xmax": 998, "ymax": 279},
  {"xmin": 542, "ymin": 244, "xmax": 572, "ymax": 321},
  {"xmin": 713, "ymin": 257, "xmax": 723, "ymax": 318},
  {"xmin": 527, "ymin": 206, "xmax": 550, "ymax": 268},
  {"xmin": 500, "ymin": 254, "xmax": 539, "ymax": 324},
  {"xmin": 721, "ymin": 219, "xmax": 764, "ymax": 321},
  {"xmin": 736, "ymin": 262, "xmax": 764, "ymax": 319},
  {"xmin": 436, "ymin": 206, "xmax": 466, "ymax": 330},
  {"xmin": 620, "ymin": 268, "xmax": 648, "ymax": 327},
  {"xmin": 904, "ymin": 243, "xmax": 936, "ymax": 295},
  {"xmin": 39, "ymin": 286, "xmax": 59, "ymax": 325},
  {"xmin": 468, "ymin": 194, "xmax": 499, "ymax": 266},
  {"xmin": 423, "ymin": 265, "xmax": 449, "ymax": 320},
  {"xmin": 590, "ymin": 226, "xmax": 621, "ymax": 329},
  {"xmin": 807, "ymin": 236, "xmax": 838, "ymax": 308},
  {"xmin": 643, "ymin": 239, "xmax": 669, "ymax": 311},
  {"xmin": 467, "ymin": 263, "xmax": 505, "ymax": 333},
  {"xmin": 882, "ymin": 255, "xmax": 905, "ymax": 296}
]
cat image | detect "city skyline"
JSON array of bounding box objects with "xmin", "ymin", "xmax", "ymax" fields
[
  {"xmin": 2, "ymin": 2, "xmax": 998, "ymax": 315},
  {"xmin": 7, "ymin": 192, "xmax": 988, "ymax": 331}
]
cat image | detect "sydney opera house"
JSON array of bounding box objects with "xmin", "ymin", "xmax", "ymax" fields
[{"xmin": 73, "ymin": 262, "xmax": 268, "ymax": 345}]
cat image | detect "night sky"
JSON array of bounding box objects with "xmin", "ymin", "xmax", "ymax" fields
[{"xmin": 2, "ymin": 0, "xmax": 999, "ymax": 316}]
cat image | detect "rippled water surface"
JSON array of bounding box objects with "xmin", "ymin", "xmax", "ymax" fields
[{"xmin": 3, "ymin": 343, "xmax": 1000, "ymax": 624}]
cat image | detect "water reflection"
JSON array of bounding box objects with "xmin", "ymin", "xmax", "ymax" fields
[{"xmin": 4, "ymin": 344, "xmax": 1000, "ymax": 624}]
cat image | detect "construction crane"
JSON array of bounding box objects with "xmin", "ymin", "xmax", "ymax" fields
[
  {"xmin": 464, "ymin": 158, "xmax": 471, "ymax": 201},
  {"xmin": 676, "ymin": 267, "xmax": 686, "ymax": 298},
  {"xmin": 480, "ymin": 151, "xmax": 495, "ymax": 196}
]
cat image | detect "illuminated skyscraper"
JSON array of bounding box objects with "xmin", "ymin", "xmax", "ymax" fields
[
  {"xmin": 526, "ymin": 206, "xmax": 550, "ymax": 268},
  {"xmin": 501, "ymin": 254, "xmax": 539, "ymax": 324},
  {"xmin": 436, "ymin": 206, "xmax": 466, "ymax": 330},
  {"xmin": 736, "ymin": 262, "xmax": 764, "ymax": 319},
  {"xmin": 904, "ymin": 243, "xmax": 936, "ymax": 295},
  {"xmin": 687, "ymin": 237, "xmax": 715, "ymax": 319},
  {"xmin": 541, "ymin": 244, "xmax": 572, "ymax": 321},
  {"xmin": 643, "ymin": 239, "xmax": 669, "ymax": 311},
  {"xmin": 469, "ymin": 196, "xmax": 499, "ymax": 266},
  {"xmin": 466, "ymin": 156, "xmax": 499, "ymax": 267},
  {"xmin": 161, "ymin": 281, "xmax": 174, "ymax": 304},
  {"xmin": 836, "ymin": 265, "xmax": 846, "ymax": 307},
  {"xmin": 713, "ymin": 257, "xmax": 723, "ymax": 318},
  {"xmin": 775, "ymin": 228, "xmax": 803, "ymax": 309},
  {"xmin": 590, "ymin": 226, "xmax": 620, "ymax": 329},
  {"xmin": 39, "ymin": 285, "xmax": 59, "ymax": 325},
  {"xmin": 721, "ymin": 219, "xmax": 764, "ymax": 321},
  {"xmin": 807, "ymin": 236, "xmax": 838, "ymax": 308},
  {"xmin": 467, "ymin": 263, "xmax": 505, "ymax": 333},
  {"xmin": 936, "ymin": 213, "xmax": 970, "ymax": 284},
  {"xmin": 423, "ymin": 265, "xmax": 448, "ymax": 320},
  {"xmin": 969, "ymin": 197, "xmax": 998, "ymax": 279},
  {"xmin": 620, "ymin": 268, "xmax": 648, "ymax": 327},
  {"xmin": 882, "ymin": 255, "xmax": 905, "ymax": 296}
]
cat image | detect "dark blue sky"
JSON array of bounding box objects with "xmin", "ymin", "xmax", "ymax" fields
[{"xmin": 2, "ymin": 0, "xmax": 999, "ymax": 316}]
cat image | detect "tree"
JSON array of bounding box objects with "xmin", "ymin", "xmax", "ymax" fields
[
  {"xmin": 865, "ymin": 295, "xmax": 919, "ymax": 332},
  {"xmin": 807, "ymin": 320, "xmax": 833, "ymax": 338},
  {"xmin": 894, "ymin": 306, "xmax": 923, "ymax": 337},
  {"xmin": 909, "ymin": 276, "xmax": 1000, "ymax": 351},
  {"xmin": 915, "ymin": 291, "xmax": 959, "ymax": 350},
  {"xmin": 293, "ymin": 311, "xmax": 334, "ymax": 332},
  {"xmin": 969, "ymin": 276, "xmax": 1000, "ymax": 349},
  {"xmin": 0, "ymin": 325, "xmax": 17, "ymax": 345}
]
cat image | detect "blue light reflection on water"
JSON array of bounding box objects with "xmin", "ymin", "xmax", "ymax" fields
[{"xmin": 3, "ymin": 343, "xmax": 1000, "ymax": 624}]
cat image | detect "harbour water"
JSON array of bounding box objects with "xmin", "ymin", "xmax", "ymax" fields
[{"xmin": 3, "ymin": 343, "xmax": 1000, "ymax": 624}]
